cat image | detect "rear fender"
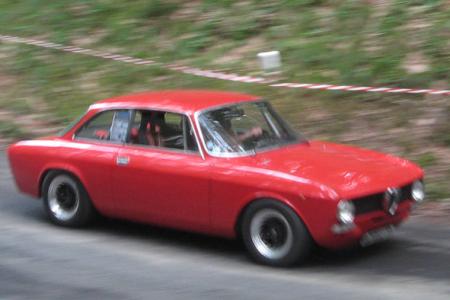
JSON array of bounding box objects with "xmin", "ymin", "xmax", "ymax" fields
[{"xmin": 38, "ymin": 163, "xmax": 89, "ymax": 198}]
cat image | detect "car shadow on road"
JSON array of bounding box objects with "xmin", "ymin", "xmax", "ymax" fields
[
  {"xmin": 10, "ymin": 197, "xmax": 450, "ymax": 282},
  {"xmin": 309, "ymin": 238, "xmax": 450, "ymax": 280}
]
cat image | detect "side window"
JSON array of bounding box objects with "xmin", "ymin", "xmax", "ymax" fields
[
  {"xmin": 129, "ymin": 110, "xmax": 198, "ymax": 153},
  {"xmin": 75, "ymin": 110, "xmax": 131, "ymax": 143}
]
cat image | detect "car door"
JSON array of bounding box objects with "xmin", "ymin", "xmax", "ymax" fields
[
  {"xmin": 68, "ymin": 109, "xmax": 132, "ymax": 215},
  {"xmin": 111, "ymin": 110, "xmax": 211, "ymax": 233}
]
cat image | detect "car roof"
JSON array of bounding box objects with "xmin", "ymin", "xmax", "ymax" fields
[{"xmin": 89, "ymin": 90, "xmax": 260, "ymax": 114}]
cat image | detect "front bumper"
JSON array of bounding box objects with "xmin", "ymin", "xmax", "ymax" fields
[{"xmin": 319, "ymin": 200, "xmax": 413, "ymax": 249}]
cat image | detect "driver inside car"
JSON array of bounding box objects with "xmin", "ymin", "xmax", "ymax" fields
[
  {"xmin": 213, "ymin": 109, "xmax": 263, "ymax": 143},
  {"xmin": 138, "ymin": 111, "xmax": 166, "ymax": 147}
]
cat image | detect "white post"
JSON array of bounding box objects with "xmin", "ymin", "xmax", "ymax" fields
[{"xmin": 257, "ymin": 51, "xmax": 281, "ymax": 74}]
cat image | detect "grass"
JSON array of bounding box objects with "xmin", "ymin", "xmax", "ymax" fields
[
  {"xmin": 0, "ymin": 93, "xmax": 34, "ymax": 114},
  {"xmin": 415, "ymin": 152, "xmax": 438, "ymax": 168},
  {"xmin": 431, "ymin": 106, "xmax": 450, "ymax": 147},
  {"xmin": 0, "ymin": 1, "xmax": 448, "ymax": 199},
  {"xmin": 0, "ymin": 120, "xmax": 27, "ymax": 139},
  {"xmin": 426, "ymin": 182, "xmax": 450, "ymax": 201},
  {"xmin": 0, "ymin": 1, "xmax": 448, "ymax": 85}
]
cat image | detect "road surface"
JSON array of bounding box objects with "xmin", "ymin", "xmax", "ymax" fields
[{"xmin": 1, "ymin": 152, "xmax": 449, "ymax": 299}]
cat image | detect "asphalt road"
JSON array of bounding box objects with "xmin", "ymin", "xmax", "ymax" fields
[{"xmin": 1, "ymin": 152, "xmax": 450, "ymax": 300}]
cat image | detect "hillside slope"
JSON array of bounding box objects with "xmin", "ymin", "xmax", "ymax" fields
[{"xmin": 0, "ymin": 1, "xmax": 448, "ymax": 199}]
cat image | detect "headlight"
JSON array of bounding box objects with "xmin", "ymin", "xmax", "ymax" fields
[
  {"xmin": 412, "ymin": 180, "xmax": 425, "ymax": 203},
  {"xmin": 337, "ymin": 200, "xmax": 355, "ymax": 225}
]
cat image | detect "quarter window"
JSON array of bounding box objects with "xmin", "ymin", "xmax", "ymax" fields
[{"xmin": 75, "ymin": 110, "xmax": 131, "ymax": 143}]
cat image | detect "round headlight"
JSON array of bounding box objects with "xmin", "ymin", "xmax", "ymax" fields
[
  {"xmin": 412, "ymin": 180, "xmax": 425, "ymax": 203},
  {"xmin": 337, "ymin": 200, "xmax": 355, "ymax": 225}
]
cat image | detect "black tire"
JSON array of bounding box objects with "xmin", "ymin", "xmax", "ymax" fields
[
  {"xmin": 42, "ymin": 171, "xmax": 96, "ymax": 227},
  {"xmin": 241, "ymin": 199, "xmax": 312, "ymax": 267}
]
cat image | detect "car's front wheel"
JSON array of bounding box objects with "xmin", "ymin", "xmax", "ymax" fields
[
  {"xmin": 241, "ymin": 200, "xmax": 312, "ymax": 267},
  {"xmin": 43, "ymin": 172, "xmax": 95, "ymax": 227}
]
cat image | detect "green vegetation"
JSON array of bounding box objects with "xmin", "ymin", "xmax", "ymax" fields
[
  {"xmin": 427, "ymin": 182, "xmax": 450, "ymax": 202},
  {"xmin": 415, "ymin": 152, "xmax": 438, "ymax": 168},
  {"xmin": 0, "ymin": 120, "xmax": 26, "ymax": 139},
  {"xmin": 0, "ymin": 1, "xmax": 448, "ymax": 199}
]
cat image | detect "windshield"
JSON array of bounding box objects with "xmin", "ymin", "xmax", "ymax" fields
[{"xmin": 198, "ymin": 101, "xmax": 306, "ymax": 155}]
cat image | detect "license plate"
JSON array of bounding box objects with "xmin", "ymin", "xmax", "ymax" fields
[{"xmin": 360, "ymin": 225, "xmax": 395, "ymax": 247}]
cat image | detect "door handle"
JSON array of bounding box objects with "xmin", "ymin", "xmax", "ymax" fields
[{"xmin": 116, "ymin": 156, "xmax": 130, "ymax": 166}]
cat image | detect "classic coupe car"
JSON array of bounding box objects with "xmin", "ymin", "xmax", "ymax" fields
[{"xmin": 8, "ymin": 90, "xmax": 425, "ymax": 266}]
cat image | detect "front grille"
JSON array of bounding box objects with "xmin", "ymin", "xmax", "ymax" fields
[{"xmin": 352, "ymin": 183, "xmax": 412, "ymax": 215}]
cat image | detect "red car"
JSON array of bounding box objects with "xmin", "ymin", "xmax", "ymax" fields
[{"xmin": 8, "ymin": 90, "xmax": 425, "ymax": 266}]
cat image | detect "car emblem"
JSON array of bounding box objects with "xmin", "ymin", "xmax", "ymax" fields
[{"xmin": 383, "ymin": 187, "xmax": 401, "ymax": 216}]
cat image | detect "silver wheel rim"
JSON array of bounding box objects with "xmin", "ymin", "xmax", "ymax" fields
[
  {"xmin": 250, "ymin": 209, "xmax": 294, "ymax": 260},
  {"xmin": 47, "ymin": 175, "xmax": 80, "ymax": 221}
]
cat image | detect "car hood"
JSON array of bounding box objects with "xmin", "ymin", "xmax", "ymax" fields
[{"xmin": 251, "ymin": 140, "xmax": 423, "ymax": 199}]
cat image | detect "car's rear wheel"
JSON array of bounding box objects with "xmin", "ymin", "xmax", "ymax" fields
[
  {"xmin": 241, "ymin": 200, "xmax": 312, "ymax": 267},
  {"xmin": 43, "ymin": 172, "xmax": 95, "ymax": 227}
]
